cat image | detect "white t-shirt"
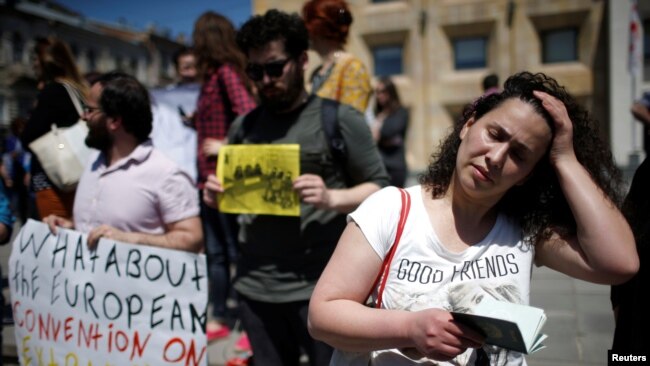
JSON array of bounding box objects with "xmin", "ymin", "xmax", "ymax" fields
[{"xmin": 333, "ymin": 185, "xmax": 534, "ymax": 366}]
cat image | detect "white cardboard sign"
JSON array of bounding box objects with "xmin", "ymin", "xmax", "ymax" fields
[{"xmin": 8, "ymin": 219, "xmax": 208, "ymax": 365}]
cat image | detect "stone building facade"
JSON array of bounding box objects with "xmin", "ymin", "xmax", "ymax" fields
[
  {"xmin": 3, "ymin": 0, "xmax": 649, "ymax": 174},
  {"xmin": 254, "ymin": 0, "xmax": 649, "ymax": 174},
  {"xmin": 0, "ymin": 0, "xmax": 183, "ymax": 129}
]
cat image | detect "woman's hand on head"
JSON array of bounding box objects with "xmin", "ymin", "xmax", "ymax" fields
[
  {"xmin": 406, "ymin": 308, "xmax": 484, "ymax": 361},
  {"xmin": 533, "ymin": 90, "xmax": 576, "ymax": 165}
]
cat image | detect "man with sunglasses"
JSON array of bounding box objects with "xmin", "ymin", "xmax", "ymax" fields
[
  {"xmin": 43, "ymin": 71, "xmax": 203, "ymax": 253},
  {"xmin": 202, "ymin": 9, "xmax": 389, "ymax": 366}
]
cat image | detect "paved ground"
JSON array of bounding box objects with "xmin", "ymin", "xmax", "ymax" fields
[
  {"xmin": 0, "ymin": 225, "xmax": 616, "ymax": 366},
  {"xmin": 526, "ymin": 267, "xmax": 614, "ymax": 366}
]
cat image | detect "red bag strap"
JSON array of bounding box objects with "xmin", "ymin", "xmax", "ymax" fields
[{"xmin": 365, "ymin": 188, "xmax": 411, "ymax": 309}]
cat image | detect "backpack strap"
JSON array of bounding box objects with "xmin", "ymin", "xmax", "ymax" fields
[
  {"xmin": 232, "ymin": 105, "xmax": 264, "ymax": 144},
  {"xmin": 365, "ymin": 188, "xmax": 412, "ymax": 309},
  {"xmin": 321, "ymin": 98, "xmax": 347, "ymax": 165}
]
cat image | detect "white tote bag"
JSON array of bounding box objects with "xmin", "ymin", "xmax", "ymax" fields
[{"xmin": 28, "ymin": 82, "xmax": 93, "ymax": 192}]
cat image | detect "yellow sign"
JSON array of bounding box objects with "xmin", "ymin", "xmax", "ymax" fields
[{"xmin": 217, "ymin": 144, "xmax": 300, "ymax": 216}]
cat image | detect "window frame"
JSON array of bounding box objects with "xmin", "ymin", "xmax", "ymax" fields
[
  {"xmin": 12, "ymin": 32, "xmax": 24, "ymax": 63},
  {"xmin": 371, "ymin": 44, "xmax": 404, "ymax": 76},
  {"xmin": 541, "ymin": 27, "xmax": 578, "ymax": 64},
  {"xmin": 452, "ymin": 36, "xmax": 488, "ymax": 70}
]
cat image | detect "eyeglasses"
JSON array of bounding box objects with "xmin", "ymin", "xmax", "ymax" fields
[
  {"xmin": 245, "ymin": 58, "xmax": 291, "ymax": 81},
  {"xmin": 83, "ymin": 104, "xmax": 101, "ymax": 114}
]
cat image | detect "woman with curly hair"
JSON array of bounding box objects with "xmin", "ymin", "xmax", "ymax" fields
[
  {"xmin": 308, "ymin": 71, "xmax": 639, "ymax": 365},
  {"xmin": 21, "ymin": 36, "xmax": 88, "ymax": 220},
  {"xmin": 302, "ymin": 0, "xmax": 371, "ymax": 113}
]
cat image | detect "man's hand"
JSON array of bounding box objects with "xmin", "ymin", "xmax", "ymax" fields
[
  {"xmin": 293, "ymin": 174, "xmax": 332, "ymax": 210},
  {"xmin": 87, "ymin": 225, "xmax": 131, "ymax": 250},
  {"xmin": 202, "ymin": 138, "xmax": 225, "ymax": 157},
  {"xmin": 202, "ymin": 174, "xmax": 224, "ymax": 209},
  {"xmin": 42, "ymin": 215, "xmax": 74, "ymax": 235},
  {"xmin": 631, "ymin": 101, "xmax": 650, "ymax": 126}
]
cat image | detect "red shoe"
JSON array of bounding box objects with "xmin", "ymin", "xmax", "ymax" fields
[
  {"xmin": 226, "ymin": 356, "xmax": 249, "ymax": 366},
  {"xmin": 234, "ymin": 333, "xmax": 251, "ymax": 353},
  {"xmin": 207, "ymin": 326, "xmax": 230, "ymax": 342}
]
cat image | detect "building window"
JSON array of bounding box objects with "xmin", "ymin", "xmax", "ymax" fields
[
  {"xmin": 18, "ymin": 97, "xmax": 32, "ymax": 118},
  {"xmin": 542, "ymin": 28, "xmax": 577, "ymax": 63},
  {"xmin": 70, "ymin": 43, "xmax": 79, "ymax": 57},
  {"xmin": 160, "ymin": 51, "xmax": 170, "ymax": 76},
  {"xmin": 130, "ymin": 57, "xmax": 138, "ymax": 74},
  {"xmin": 87, "ymin": 49, "xmax": 97, "ymax": 71},
  {"xmin": 115, "ymin": 55, "xmax": 124, "ymax": 71},
  {"xmin": 372, "ymin": 45, "xmax": 403, "ymax": 76},
  {"xmin": 645, "ymin": 19, "xmax": 650, "ymax": 61},
  {"xmin": 12, "ymin": 33, "xmax": 24, "ymax": 63},
  {"xmin": 453, "ymin": 37, "xmax": 487, "ymax": 70},
  {"xmin": 643, "ymin": 19, "xmax": 650, "ymax": 81}
]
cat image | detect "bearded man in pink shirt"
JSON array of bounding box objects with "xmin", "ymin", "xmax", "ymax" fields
[{"xmin": 43, "ymin": 71, "xmax": 203, "ymax": 253}]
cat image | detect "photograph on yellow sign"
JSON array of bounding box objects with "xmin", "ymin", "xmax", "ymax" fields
[{"xmin": 216, "ymin": 144, "xmax": 300, "ymax": 216}]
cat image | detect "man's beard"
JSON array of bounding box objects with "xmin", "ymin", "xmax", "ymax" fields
[
  {"xmin": 259, "ymin": 70, "xmax": 304, "ymax": 112},
  {"xmin": 85, "ymin": 123, "xmax": 113, "ymax": 151}
]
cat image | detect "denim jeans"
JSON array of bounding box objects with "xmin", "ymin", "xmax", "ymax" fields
[{"xmin": 200, "ymin": 200, "xmax": 239, "ymax": 321}]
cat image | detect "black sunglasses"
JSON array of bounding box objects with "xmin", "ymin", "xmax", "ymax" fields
[{"xmin": 245, "ymin": 58, "xmax": 291, "ymax": 81}]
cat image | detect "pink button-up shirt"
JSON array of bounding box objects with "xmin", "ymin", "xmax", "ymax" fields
[{"xmin": 73, "ymin": 140, "xmax": 199, "ymax": 235}]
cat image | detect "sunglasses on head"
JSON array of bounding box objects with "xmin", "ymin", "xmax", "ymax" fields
[{"xmin": 245, "ymin": 58, "xmax": 291, "ymax": 81}]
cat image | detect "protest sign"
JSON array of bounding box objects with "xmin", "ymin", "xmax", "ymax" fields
[
  {"xmin": 217, "ymin": 144, "xmax": 300, "ymax": 216},
  {"xmin": 8, "ymin": 219, "xmax": 208, "ymax": 366}
]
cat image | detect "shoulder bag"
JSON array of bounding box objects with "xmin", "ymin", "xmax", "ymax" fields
[{"xmin": 28, "ymin": 82, "xmax": 93, "ymax": 192}]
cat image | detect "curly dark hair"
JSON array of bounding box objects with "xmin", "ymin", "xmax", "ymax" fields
[
  {"xmin": 419, "ymin": 71, "xmax": 623, "ymax": 246},
  {"xmin": 236, "ymin": 9, "xmax": 309, "ymax": 60},
  {"xmin": 94, "ymin": 71, "xmax": 152, "ymax": 143}
]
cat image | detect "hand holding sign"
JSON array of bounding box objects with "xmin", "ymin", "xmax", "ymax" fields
[
  {"xmin": 9, "ymin": 219, "xmax": 209, "ymax": 365},
  {"xmin": 42, "ymin": 214, "xmax": 74, "ymax": 235}
]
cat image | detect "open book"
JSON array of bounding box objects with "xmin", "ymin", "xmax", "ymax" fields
[{"xmin": 451, "ymin": 298, "xmax": 547, "ymax": 354}]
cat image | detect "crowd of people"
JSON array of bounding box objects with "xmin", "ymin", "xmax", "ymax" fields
[{"xmin": 0, "ymin": 0, "xmax": 646, "ymax": 365}]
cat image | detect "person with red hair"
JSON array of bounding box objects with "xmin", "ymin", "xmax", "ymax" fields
[{"xmin": 302, "ymin": 0, "xmax": 371, "ymax": 113}]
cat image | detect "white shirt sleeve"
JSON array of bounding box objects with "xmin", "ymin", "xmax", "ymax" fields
[{"xmin": 348, "ymin": 186, "xmax": 404, "ymax": 260}]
